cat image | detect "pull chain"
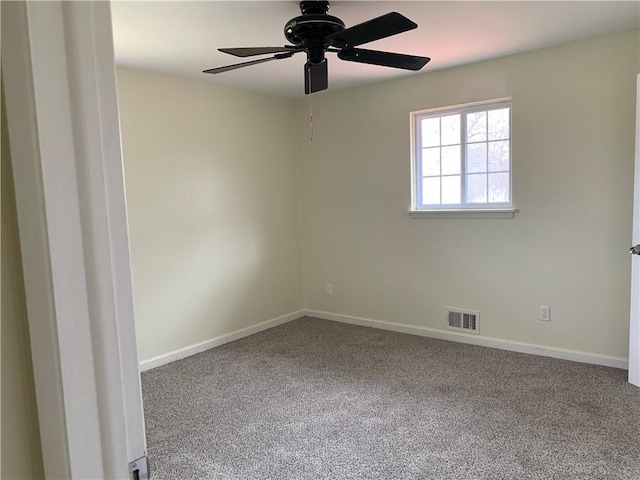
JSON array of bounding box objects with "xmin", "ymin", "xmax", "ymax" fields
[{"xmin": 309, "ymin": 97, "xmax": 314, "ymax": 142}]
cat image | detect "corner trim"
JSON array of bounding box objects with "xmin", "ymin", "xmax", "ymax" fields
[
  {"xmin": 139, "ymin": 310, "xmax": 306, "ymax": 372},
  {"xmin": 304, "ymin": 309, "xmax": 628, "ymax": 370}
]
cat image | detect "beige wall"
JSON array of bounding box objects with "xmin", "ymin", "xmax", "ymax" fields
[
  {"xmin": 117, "ymin": 68, "xmax": 303, "ymax": 362},
  {"xmin": 119, "ymin": 31, "xmax": 638, "ymax": 364},
  {"xmin": 1, "ymin": 81, "xmax": 45, "ymax": 479},
  {"xmin": 296, "ymin": 30, "xmax": 639, "ymax": 359}
]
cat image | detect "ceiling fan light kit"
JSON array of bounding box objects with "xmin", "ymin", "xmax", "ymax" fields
[{"xmin": 204, "ymin": 1, "xmax": 431, "ymax": 95}]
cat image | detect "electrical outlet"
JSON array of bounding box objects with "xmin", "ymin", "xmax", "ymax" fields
[
  {"xmin": 539, "ymin": 305, "xmax": 551, "ymax": 322},
  {"xmin": 325, "ymin": 283, "xmax": 333, "ymax": 296}
]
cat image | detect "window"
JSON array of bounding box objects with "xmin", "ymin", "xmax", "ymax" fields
[{"xmin": 411, "ymin": 99, "xmax": 512, "ymax": 213}]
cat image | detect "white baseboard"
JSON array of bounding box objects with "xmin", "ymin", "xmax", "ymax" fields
[
  {"xmin": 139, "ymin": 308, "xmax": 629, "ymax": 372},
  {"xmin": 304, "ymin": 309, "xmax": 629, "ymax": 370},
  {"xmin": 139, "ymin": 310, "xmax": 306, "ymax": 372}
]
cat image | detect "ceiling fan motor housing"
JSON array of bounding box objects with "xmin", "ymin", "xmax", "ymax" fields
[
  {"xmin": 284, "ymin": 15, "xmax": 345, "ymax": 44},
  {"xmin": 285, "ymin": 1, "xmax": 345, "ymax": 64}
]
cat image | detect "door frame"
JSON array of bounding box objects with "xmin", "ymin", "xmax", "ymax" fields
[
  {"xmin": 629, "ymin": 74, "xmax": 640, "ymax": 387},
  {"xmin": 2, "ymin": 2, "xmax": 146, "ymax": 478}
]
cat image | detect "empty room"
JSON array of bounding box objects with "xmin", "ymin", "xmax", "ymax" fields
[{"xmin": 2, "ymin": 1, "xmax": 640, "ymax": 479}]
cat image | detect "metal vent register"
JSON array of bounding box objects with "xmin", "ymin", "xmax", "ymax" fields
[{"xmin": 447, "ymin": 308, "xmax": 480, "ymax": 334}]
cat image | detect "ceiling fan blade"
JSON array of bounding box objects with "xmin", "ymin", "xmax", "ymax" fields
[
  {"xmin": 337, "ymin": 48, "xmax": 430, "ymax": 71},
  {"xmin": 326, "ymin": 12, "xmax": 417, "ymax": 48},
  {"xmin": 304, "ymin": 60, "xmax": 328, "ymax": 94},
  {"xmin": 203, "ymin": 52, "xmax": 294, "ymax": 75},
  {"xmin": 219, "ymin": 46, "xmax": 301, "ymax": 58}
]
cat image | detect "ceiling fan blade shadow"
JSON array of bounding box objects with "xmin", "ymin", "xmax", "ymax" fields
[
  {"xmin": 304, "ymin": 60, "xmax": 328, "ymax": 94},
  {"xmin": 204, "ymin": 52, "xmax": 294, "ymax": 75},
  {"xmin": 326, "ymin": 12, "xmax": 417, "ymax": 48},
  {"xmin": 219, "ymin": 46, "xmax": 302, "ymax": 58},
  {"xmin": 337, "ymin": 48, "xmax": 430, "ymax": 71}
]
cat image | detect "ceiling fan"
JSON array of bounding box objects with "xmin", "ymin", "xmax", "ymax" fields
[{"xmin": 203, "ymin": 1, "xmax": 431, "ymax": 95}]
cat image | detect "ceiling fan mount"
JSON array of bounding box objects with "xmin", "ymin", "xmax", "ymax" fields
[
  {"xmin": 204, "ymin": 1, "xmax": 431, "ymax": 94},
  {"xmin": 298, "ymin": 1, "xmax": 330, "ymax": 16}
]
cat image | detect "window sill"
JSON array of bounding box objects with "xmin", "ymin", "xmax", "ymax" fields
[{"xmin": 408, "ymin": 208, "xmax": 518, "ymax": 219}]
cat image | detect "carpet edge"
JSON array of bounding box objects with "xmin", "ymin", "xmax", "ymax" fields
[{"xmin": 305, "ymin": 309, "xmax": 629, "ymax": 370}]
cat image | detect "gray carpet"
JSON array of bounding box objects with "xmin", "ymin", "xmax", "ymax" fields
[{"xmin": 142, "ymin": 317, "xmax": 640, "ymax": 479}]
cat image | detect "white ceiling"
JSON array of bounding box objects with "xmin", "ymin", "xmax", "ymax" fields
[{"xmin": 111, "ymin": 1, "xmax": 640, "ymax": 98}]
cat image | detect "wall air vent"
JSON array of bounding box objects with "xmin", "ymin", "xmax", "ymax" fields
[{"xmin": 447, "ymin": 308, "xmax": 480, "ymax": 334}]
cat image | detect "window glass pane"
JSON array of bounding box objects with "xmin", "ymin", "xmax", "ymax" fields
[
  {"xmin": 442, "ymin": 175, "xmax": 461, "ymax": 204},
  {"xmin": 466, "ymin": 174, "xmax": 487, "ymax": 203},
  {"xmin": 422, "ymin": 177, "xmax": 440, "ymax": 205},
  {"xmin": 421, "ymin": 117, "xmax": 440, "ymax": 147},
  {"xmin": 488, "ymin": 173, "xmax": 510, "ymax": 203},
  {"xmin": 467, "ymin": 143, "xmax": 487, "ymax": 173},
  {"xmin": 488, "ymin": 141, "xmax": 510, "ymax": 172},
  {"xmin": 441, "ymin": 146, "xmax": 460, "ymax": 175},
  {"xmin": 467, "ymin": 111, "xmax": 486, "ymax": 142},
  {"xmin": 488, "ymin": 108, "xmax": 509, "ymax": 141},
  {"xmin": 422, "ymin": 147, "xmax": 440, "ymax": 176},
  {"xmin": 440, "ymin": 114, "xmax": 460, "ymax": 146},
  {"xmin": 413, "ymin": 101, "xmax": 512, "ymax": 210}
]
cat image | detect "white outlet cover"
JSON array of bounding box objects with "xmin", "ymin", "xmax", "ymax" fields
[{"xmin": 540, "ymin": 305, "xmax": 551, "ymax": 321}]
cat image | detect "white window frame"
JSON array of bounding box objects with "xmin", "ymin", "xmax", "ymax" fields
[{"xmin": 410, "ymin": 98, "xmax": 517, "ymax": 219}]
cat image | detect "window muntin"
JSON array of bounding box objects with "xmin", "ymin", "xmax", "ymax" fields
[{"xmin": 412, "ymin": 100, "xmax": 512, "ymax": 210}]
